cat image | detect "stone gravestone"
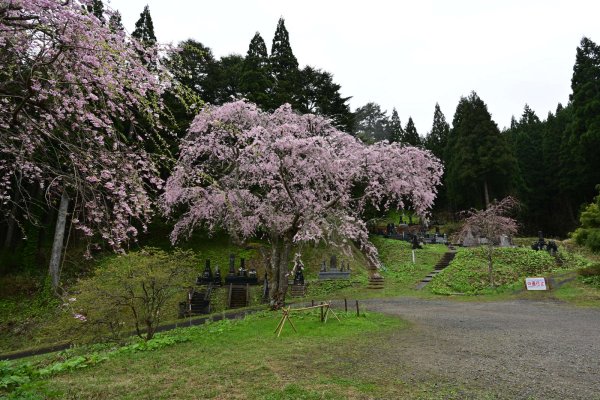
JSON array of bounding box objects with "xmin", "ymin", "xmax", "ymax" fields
[
  {"xmin": 196, "ymin": 259, "xmax": 214, "ymax": 285},
  {"xmin": 330, "ymin": 255, "xmax": 337, "ymax": 270},
  {"xmin": 412, "ymin": 235, "xmax": 423, "ymax": 250},
  {"xmin": 225, "ymin": 255, "xmax": 258, "ymax": 284},
  {"xmin": 318, "ymin": 255, "xmax": 350, "ymax": 280},
  {"xmin": 546, "ymin": 240, "xmax": 558, "ymax": 255},
  {"xmin": 531, "ymin": 231, "xmax": 546, "ymax": 251},
  {"xmin": 213, "ymin": 266, "xmax": 222, "ymax": 286},
  {"xmin": 238, "ymin": 258, "xmax": 247, "ymax": 277},
  {"xmin": 320, "ymin": 260, "xmax": 327, "ymax": 272},
  {"xmin": 228, "ymin": 253, "xmax": 236, "ymax": 276},
  {"xmin": 462, "ymin": 228, "xmax": 477, "ymax": 247},
  {"xmin": 499, "ymin": 234, "xmax": 511, "ymax": 247}
]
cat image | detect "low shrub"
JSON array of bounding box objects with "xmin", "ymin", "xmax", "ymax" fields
[{"xmin": 71, "ymin": 248, "xmax": 197, "ymax": 341}]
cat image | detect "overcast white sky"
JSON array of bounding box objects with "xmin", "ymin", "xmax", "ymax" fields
[{"xmin": 108, "ymin": 0, "xmax": 600, "ymax": 134}]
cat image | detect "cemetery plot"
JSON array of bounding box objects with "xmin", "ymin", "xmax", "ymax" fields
[{"xmin": 318, "ymin": 255, "xmax": 351, "ymax": 280}]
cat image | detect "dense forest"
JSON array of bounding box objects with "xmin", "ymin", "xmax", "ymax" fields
[{"xmin": 2, "ymin": 0, "xmax": 600, "ymax": 283}]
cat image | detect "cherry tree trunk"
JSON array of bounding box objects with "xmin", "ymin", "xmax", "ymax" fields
[
  {"xmin": 487, "ymin": 246, "xmax": 495, "ymax": 287},
  {"xmin": 268, "ymin": 234, "xmax": 293, "ymax": 309},
  {"xmin": 48, "ymin": 191, "xmax": 69, "ymax": 291},
  {"xmin": 3, "ymin": 200, "xmax": 18, "ymax": 249}
]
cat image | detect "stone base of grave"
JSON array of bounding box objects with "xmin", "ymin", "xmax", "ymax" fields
[
  {"xmin": 225, "ymin": 276, "xmax": 258, "ymax": 285},
  {"xmin": 289, "ymin": 284, "xmax": 306, "ymax": 297},
  {"xmin": 318, "ymin": 270, "xmax": 350, "ymax": 280}
]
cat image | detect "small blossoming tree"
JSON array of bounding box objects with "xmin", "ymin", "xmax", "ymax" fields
[
  {"xmin": 162, "ymin": 100, "xmax": 443, "ymax": 308},
  {"xmin": 456, "ymin": 196, "xmax": 520, "ymax": 287}
]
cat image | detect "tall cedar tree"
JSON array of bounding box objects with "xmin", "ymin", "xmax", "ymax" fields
[
  {"xmin": 353, "ymin": 102, "xmax": 389, "ymax": 143},
  {"xmin": 298, "ymin": 66, "xmax": 353, "ymax": 132},
  {"xmin": 166, "ymin": 40, "xmax": 219, "ymax": 104},
  {"xmin": 132, "ymin": 5, "xmax": 156, "ymax": 48},
  {"xmin": 508, "ymin": 105, "xmax": 546, "ymax": 232},
  {"xmin": 109, "ymin": 11, "xmax": 124, "ymax": 33},
  {"xmin": 388, "ymin": 108, "xmax": 403, "ymax": 143},
  {"xmin": 446, "ymin": 92, "xmax": 518, "ymax": 210},
  {"xmin": 546, "ymin": 104, "xmax": 578, "ymax": 231},
  {"xmin": 425, "ymin": 103, "xmax": 450, "ymax": 213},
  {"xmin": 568, "ymin": 37, "xmax": 600, "ymax": 203},
  {"xmin": 213, "ymin": 54, "xmax": 244, "ymax": 104},
  {"xmin": 403, "ymin": 117, "xmax": 421, "ymax": 146},
  {"xmin": 240, "ymin": 32, "xmax": 272, "ymax": 109},
  {"xmin": 270, "ymin": 18, "xmax": 300, "ymax": 109},
  {"xmin": 424, "ymin": 103, "xmax": 450, "ymax": 159}
]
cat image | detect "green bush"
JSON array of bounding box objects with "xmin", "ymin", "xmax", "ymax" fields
[
  {"xmin": 572, "ymin": 188, "xmax": 600, "ymax": 252},
  {"xmin": 578, "ymin": 263, "xmax": 600, "ymax": 289},
  {"xmin": 71, "ymin": 248, "xmax": 197, "ymax": 341}
]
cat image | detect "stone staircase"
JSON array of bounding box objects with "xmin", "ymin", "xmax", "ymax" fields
[
  {"xmin": 228, "ymin": 284, "xmax": 249, "ymax": 309},
  {"xmin": 415, "ymin": 250, "xmax": 456, "ymax": 290},
  {"xmin": 367, "ymin": 271, "xmax": 385, "ymax": 289},
  {"xmin": 180, "ymin": 284, "xmax": 213, "ymax": 317}
]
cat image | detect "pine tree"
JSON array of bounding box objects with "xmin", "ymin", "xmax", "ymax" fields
[
  {"xmin": 568, "ymin": 37, "xmax": 600, "ymax": 203},
  {"xmin": 402, "ymin": 117, "xmax": 421, "ymax": 146},
  {"xmin": 424, "ymin": 103, "xmax": 449, "ymax": 159},
  {"xmin": 165, "ymin": 39, "xmax": 219, "ymax": 104},
  {"xmin": 298, "ymin": 66, "xmax": 353, "ymax": 132},
  {"xmin": 508, "ymin": 104, "xmax": 545, "ymax": 231},
  {"xmin": 270, "ymin": 18, "xmax": 300, "ymax": 109},
  {"xmin": 353, "ymin": 102, "xmax": 388, "ymax": 143},
  {"xmin": 109, "ymin": 11, "xmax": 125, "ymax": 33},
  {"xmin": 445, "ymin": 91, "xmax": 518, "ymax": 210},
  {"xmin": 132, "ymin": 5, "xmax": 156, "ymax": 48},
  {"xmin": 240, "ymin": 32, "xmax": 272, "ymax": 109},
  {"xmin": 388, "ymin": 108, "xmax": 403, "ymax": 143},
  {"xmin": 212, "ymin": 54, "xmax": 245, "ymax": 104}
]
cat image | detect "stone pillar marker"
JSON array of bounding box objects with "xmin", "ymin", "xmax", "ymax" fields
[{"xmin": 228, "ymin": 253, "xmax": 236, "ymax": 276}]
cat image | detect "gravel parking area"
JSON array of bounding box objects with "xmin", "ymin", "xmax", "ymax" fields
[{"xmin": 358, "ymin": 298, "xmax": 600, "ymax": 399}]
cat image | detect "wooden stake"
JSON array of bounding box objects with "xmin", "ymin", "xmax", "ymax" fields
[
  {"xmin": 320, "ymin": 302, "xmax": 324, "ymax": 322},
  {"xmin": 344, "ymin": 298, "xmax": 348, "ymax": 312},
  {"xmin": 356, "ymin": 300, "xmax": 360, "ymax": 317}
]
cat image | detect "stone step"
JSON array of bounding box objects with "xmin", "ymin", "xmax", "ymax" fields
[{"xmin": 415, "ymin": 251, "xmax": 456, "ymax": 290}]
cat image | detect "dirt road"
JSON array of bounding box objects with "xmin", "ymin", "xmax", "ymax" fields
[{"xmin": 358, "ymin": 298, "xmax": 600, "ymax": 399}]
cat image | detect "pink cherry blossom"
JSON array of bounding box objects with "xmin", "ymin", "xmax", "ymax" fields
[{"xmin": 162, "ymin": 100, "xmax": 443, "ymax": 308}]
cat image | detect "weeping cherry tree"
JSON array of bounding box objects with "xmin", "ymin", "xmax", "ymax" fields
[{"xmin": 162, "ymin": 100, "xmax": 443, "ymax": 308}]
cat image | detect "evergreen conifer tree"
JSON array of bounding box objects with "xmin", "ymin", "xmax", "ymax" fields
[
  {"xmin": 446, "ymin": 92, "xmax": 518, "ymax": 210},
  {"xmin": 388, "ymin": 108, "xmax": 403, "ymax": 143},
  {"xmin": 568, "ymin": 37, "xmax": 600, "ymax": 203},
  {"xmin": 298, "ymin": 66, "xmax": 353, "ymax": 132},
  {"xmin": 240, "ymin": 32, "xmax": 272, "ymax": 109},
  {"xmin": 108, "ymin": 11, "xmax": 124, "ymax": 33},
  {"xmin": 132, "ymin": 5, "xmax": 156, "ymax": 48},
  {"xmin": 508, "ymin": 105, "xmax": 545, "ymax": 230},
  {"xmin": 270, "ymin": 18, "xmax": 300, "ymax": 109},
  {"xmin": 87, "ymin": 0, "xmax": 105, "ymax": 23},
  {"xmin": 165, "ymin": 39, "xmax": 219, "ymax": 104},
  {"xmin": 353, "ymin": 102, "xmax": 388, "ymax": 143},
  {"xmin": 402, "ymin": 117, "xmax": 421, "ymax": 146},
  {"xmin": 424, "ymin": 103, "xmax": 449, "ymax": 159}
]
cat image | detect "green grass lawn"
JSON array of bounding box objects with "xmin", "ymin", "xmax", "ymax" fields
[
  {"xmin": 2, "ymin": 310, "xmax": 501, "ymax": 400},
  {"xmin": 3, "ymin": 311, "xmax": 408, "ymax": 399}
]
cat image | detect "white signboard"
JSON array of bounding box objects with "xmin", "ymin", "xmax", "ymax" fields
[{"xmin": 525, "ymin": 277, "xmax": 548, "ymax": 291}]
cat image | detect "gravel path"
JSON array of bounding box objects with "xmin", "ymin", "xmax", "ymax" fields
[{"xmin": 357, "ymin": 298, "xmax": 600, "ymax": 399}]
